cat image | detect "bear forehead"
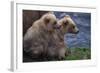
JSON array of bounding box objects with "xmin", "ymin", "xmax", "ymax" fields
[
  {"xmin": 42, "ymin": 13, "xmax": 57, "ymax": 21},
  {"xmin": 64, "ymin": 17, "xmax": 76, "ymax": 25},
  {"xmin": 47, "ymin": 13, "xmax": 56, "ymax": 19}
]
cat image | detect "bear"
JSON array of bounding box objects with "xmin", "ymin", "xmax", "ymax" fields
[
  {"xmin": 23, "ymin": 12, "xmax": 58, "ymax": 60},
  {"xmin": 23, "ymin": 10, "xmax": 48, "ymax": 36},
  {"xmin": 46, "ymin": 15, "xmax": 79, "ymax": 60}
]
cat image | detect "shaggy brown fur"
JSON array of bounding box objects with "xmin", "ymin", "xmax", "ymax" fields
[
  {"xmin": 23, "ymin": 12, "xmax": 57, "ymax": 59},
  {"xmin": 46, "ymin": 15, "xmax": 79, "ymax": 60}
]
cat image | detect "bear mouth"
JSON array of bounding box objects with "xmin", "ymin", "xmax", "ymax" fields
[
  {"xmin": 74, "ymin": 30, "xmax": 79, "ymax": 34},
  {"xmin": 68, "ymin": 30, "xmax": 79, "ymax": 34},
  {"xmin": 68, "ymin": 27, "xmax": 79, "ymax": 34}
]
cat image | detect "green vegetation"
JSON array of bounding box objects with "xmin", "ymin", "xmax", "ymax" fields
[{"xmin": 64, "ymin": 48, "xmax": 91, "ymax": 60}]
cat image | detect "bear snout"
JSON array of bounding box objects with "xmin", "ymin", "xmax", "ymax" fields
[
  {"xmin": 75, "ymin": 30, "xmax": 79, "ymax": 34},
  {"xmin": 73, "ymin": 26, "xmax": 79, "ymax": 34}
]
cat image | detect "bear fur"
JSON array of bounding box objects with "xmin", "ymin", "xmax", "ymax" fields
[
  {"xmin": 23, "ymin": 12, "xmax": 57, "ymax": 59},
  {"xmin": 46, "ymin": 15, "xmax": 79, "ymax": 60}
]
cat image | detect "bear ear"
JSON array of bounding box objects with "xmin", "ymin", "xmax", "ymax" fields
[
  {"xmin": 63, "ymin": 20, "xmax": 68, "ymax": 26},
  {"xmin": 64, "ymin": 15, "xmax": 70, "ymax": 18},
  {"xmin": 44, "ymin": 16, "xmax": 50, "ymax": 24}
]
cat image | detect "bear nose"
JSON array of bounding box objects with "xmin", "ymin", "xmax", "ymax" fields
[{"xmin": 76, "ymin": 30, "xmax": 79, "ymax": 34}]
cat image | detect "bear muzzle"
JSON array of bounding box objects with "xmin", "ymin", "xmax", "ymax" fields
[{"xmin": 74, "ymin": 30, "xmax": 79, "ymax": 34}]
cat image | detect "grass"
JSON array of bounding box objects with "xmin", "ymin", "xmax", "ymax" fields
[
  {"xmin": 23, "ymin": 47, "xmax": 91, "ymax": 62},
  {"xmin": 64, "ymin": 48, "xmax": 91, "ymax": 60}
]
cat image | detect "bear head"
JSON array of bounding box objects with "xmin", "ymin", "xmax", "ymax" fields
[
  {"xmin": 41, "ymin": 12, "xmax": 58, "ymax": 32},
  {"xmin": 57, "ymin": 15, "xmax": 79, "ymax": 34}
]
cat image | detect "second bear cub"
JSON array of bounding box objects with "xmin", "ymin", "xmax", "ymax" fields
[{"xmin": 47, "ymin": 15, "xmax": 79, "ymax": 60}]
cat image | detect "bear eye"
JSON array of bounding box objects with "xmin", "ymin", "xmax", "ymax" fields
[
  {"xmin": 72, "ymin": 25, "xmax": 75, "ymax": 29},
  {"xmin": 63, "ymin": 21, "xmax": 68, "ymax": 26},
  {"xmin": 45, "ymin": 19, "xmax": 50, "ymax": 23},
  {"xmin": 44, "ymin": 17, "xmax": 50, "ymax": 24},
  {"xmin": 53, "ymin": 21, "xmax": 57, "ymax": 25}
]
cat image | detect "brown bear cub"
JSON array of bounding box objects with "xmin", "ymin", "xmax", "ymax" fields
[
  {"xmin": 23, "ymin": 12, "xmax": 58, "ymax": 59},
  {"xmin": 47, "ymin": 15, "xmax": 79, "ymax": 60}
]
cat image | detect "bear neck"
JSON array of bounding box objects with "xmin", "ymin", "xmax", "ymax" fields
[
  {"xmin": 60, "ymin": 27, "xmax": 66, "ymax": 35},
  {"xmin": 56, "ymin": 28, "xmax": 65, "ymax": 41}
]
